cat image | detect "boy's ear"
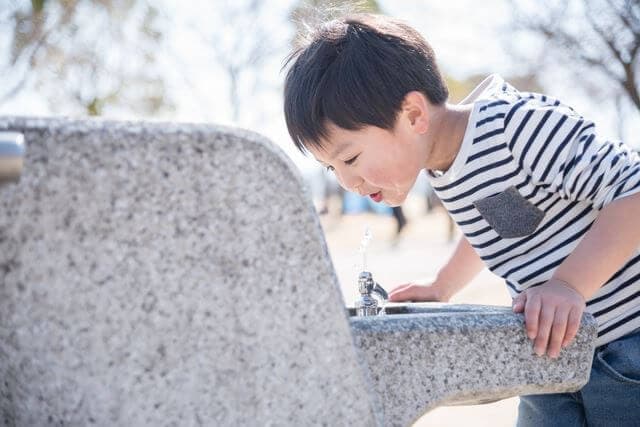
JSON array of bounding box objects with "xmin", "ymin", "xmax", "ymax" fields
[{"xmin": 401, "ymin": 91, "xmax": 429, "ymax": 134}]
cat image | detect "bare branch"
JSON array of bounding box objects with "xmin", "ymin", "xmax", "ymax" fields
[
  {"xmin": 1, "ymin": 1, "xmax": 173, "ymax": 115},
  {"xmin": 0, "ymin": 11, "xmax": 64, "ymax": 103},
  {"xmin": 507, "ymin": 0, "xmax": 640, "ymax": 112},
  {"xmin": 616, "ymin": 0, "xmax": 640, "ymax": 35},
  {"xmin": 585, "ymin": 4, "xmax": 624, "ymax": 65}
]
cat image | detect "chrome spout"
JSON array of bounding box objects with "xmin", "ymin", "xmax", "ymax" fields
[
  {"xmin": 0, "ymin": 132, "xmax": 25, "ymax": 185},
  {"xmin": 372, "ymin": 282, "xmax": 388, "ymax": 300},
  {"xmin": 355, "ymin": 271, "xmax": 388, "ymax": 317}
]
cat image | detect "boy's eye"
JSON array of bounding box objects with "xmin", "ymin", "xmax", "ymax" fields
[{"xmin": 345, "ymin": 155, "xmax": 359, "ymax": 165}]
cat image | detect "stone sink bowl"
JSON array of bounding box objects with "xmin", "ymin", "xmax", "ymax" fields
[{"xmin": 346, "ymin": 302, "xmax": 598, "ymax": 427}]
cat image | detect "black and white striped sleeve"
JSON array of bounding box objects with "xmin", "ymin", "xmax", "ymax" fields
[{"xmin": 503, "ymin": 98, "xmax": 640, "ymax": 210}]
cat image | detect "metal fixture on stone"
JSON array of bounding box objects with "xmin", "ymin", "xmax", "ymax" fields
[
  {"xmin": 0, "ymin": 131, "xmax": 24, "ymax": 185},
  {"xmin": 355, "ymin": 271, "xmax": 389, "ymax": 316}
]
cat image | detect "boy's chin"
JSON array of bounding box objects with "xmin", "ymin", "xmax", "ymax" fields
[{"xmin": 383, "ymin": 195, "xmax": 407, "ymax": 207}]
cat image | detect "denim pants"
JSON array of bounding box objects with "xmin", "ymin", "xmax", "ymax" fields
[{"xmin": 517, "ymin": 329, "xmax": 640, "ymax": 427}]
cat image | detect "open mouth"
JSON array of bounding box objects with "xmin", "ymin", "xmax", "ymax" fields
[{"xmin": 369, "ymin": 191, "xmax": 382, "ymax": 203}]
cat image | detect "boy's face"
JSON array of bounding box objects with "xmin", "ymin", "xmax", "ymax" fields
[{"xmin": 307, "ymin": 121, "xmax": 425, "ymax": 207}]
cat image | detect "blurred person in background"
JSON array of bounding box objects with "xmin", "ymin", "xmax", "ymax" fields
[{"xmin": 392, "ymin": 205, "xmax": 407, "ymax": 236}]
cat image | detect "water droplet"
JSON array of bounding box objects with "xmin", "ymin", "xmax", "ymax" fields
[
  {"xmin": 378, "ymin": 299, "xmax": 387, "ymax": 316},
  {"xmin": 358, "ymin": 225, "xmax": 373, "ymax": 271}
]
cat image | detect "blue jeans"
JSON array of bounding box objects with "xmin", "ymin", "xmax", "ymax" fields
[{"xmin": 517, "ymin": 329, "xmax": 640, "ymax": 427}]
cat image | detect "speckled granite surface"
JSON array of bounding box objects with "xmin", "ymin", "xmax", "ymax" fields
[
  {"xmin": 350, "ymin": 303, "xmax": 598, "ymax": 427},
  {"xmin": 0, "ymin": 116, "xmax": 599, "ymax": 427},
  {"xmin": 0, "ymin": 117, "xmax": 379, "ymax": 426}
]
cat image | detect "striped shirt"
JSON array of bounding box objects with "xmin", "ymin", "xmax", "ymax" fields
[{"xmin": 428, "ymin": 75, "xmax": 640, "ymax": 346}]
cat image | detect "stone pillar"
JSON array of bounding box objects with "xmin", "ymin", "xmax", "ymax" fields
[{"xmin": 0, "ymin": 117, "xmax": 379, "ymax": 426}]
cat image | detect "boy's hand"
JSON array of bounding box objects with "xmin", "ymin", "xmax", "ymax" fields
[
  {"xmin": 512, "ymin": 279, "xmax": 586, "ymax": 358},
  {"xmin": 388, "ymin": 280, "xmax": 450, "ymax": 302}
]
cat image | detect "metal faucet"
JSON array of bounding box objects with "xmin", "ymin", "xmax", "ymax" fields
[
  {"xmin": 355, "ymin": 271, "xmax": 389, "ymax": 316},
  {"xmin": 0, "ymin": 132, "xmax": 25, "ymax": 186}
]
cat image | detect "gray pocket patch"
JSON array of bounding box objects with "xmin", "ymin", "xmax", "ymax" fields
[{"xmin": 473, "ymin": 186, "xmax": 544, "ymax": 238}]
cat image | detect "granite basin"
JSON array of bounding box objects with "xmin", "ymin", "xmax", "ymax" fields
[
  {"xmin": 346, "ymin": 301, "xmax": 507, "ymax": 317},
  {"xmin": 346, "ymin": 302, "xmax": 598, "ymax": 427}
]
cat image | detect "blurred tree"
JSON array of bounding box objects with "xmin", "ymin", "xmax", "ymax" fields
[
  {"xmin": 445, "ymin": 73, "xmax": 544, "ymax": 104},
  {"xmin": 1, "ymin": 0, "xmax": 173, "ymax": 116},
  {"xmin": 186, "ymin": 0, "xmax": 289, "ymax": 125},
  {"xmin": 289, "ymin": 0, "xmax": 381, "ymax": 47},
  {"xmin": 507, "ymin": 0, "xmax": 639, "ymax": 113}
]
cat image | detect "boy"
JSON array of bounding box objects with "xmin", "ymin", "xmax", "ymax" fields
[{"xmin": 283, "ymin": 14, "xmax": 640, "ymax": 426}]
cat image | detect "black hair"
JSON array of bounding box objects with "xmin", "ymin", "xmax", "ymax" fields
[{"xmin": 283, "ymin": 13, "xmax": 448, "ymax": 153}]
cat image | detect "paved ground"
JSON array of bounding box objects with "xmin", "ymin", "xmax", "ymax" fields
[{"xmin": 319, "ymin": 196, "xmax": 519, "ymax": 426}]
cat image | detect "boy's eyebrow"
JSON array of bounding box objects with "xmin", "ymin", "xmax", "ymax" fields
[
  {"xmin": 311, "ymin": 139, "xmax": 351, "ymax": 165},
  {"xmin": 327, "ymin": 142, "xmax": 350, "ymax": 161}
]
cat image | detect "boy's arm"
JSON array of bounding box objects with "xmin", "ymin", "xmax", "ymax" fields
[
  {"xmin": 553, "ymin": 191, "xmax": 640, "ymax": 300},
  {"xmin": 388, "ymin": 236, "xmax": 485, "ymax": 302},
  {"xmin": 504, "ymin": 97, "xmax": 640, "ymax": 358},
  {"xmin": 513, "ymin": 191, "xmax": 640, "ymax": 358}
]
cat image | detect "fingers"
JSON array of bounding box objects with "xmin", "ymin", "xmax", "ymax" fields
[
  {"xmin": 547, "ymin": 306, "xmax": 570, "ymax": 358},
  {"xmin": 388, "ymin": 284, "xmax": 419, "ymax": 302},
  {"xmin": 512, "ymin": 292, "xmax": 526, "ymax": 313},
  {"xmin": 388, "ymin": 283, "xmax": 415, "ymax": 293},
  {"xmin": 388, "ymin": 283, "xmax": 440, "ymax": 302},
  {"xmin": 524, "ymin": 294, "xmax": 541, "ymax": 340},
  {"xmin": 520, "ymin": 281, "xmax": 586, "ymax": 358},
  {"xmin": 525, "ymin": 301, "xmax": 574, "ymax": 358},
  {"xmin": 563, "ymin": 307, "xmax": 581, "ymax": 348},
  {"xmin": 534, "ymin": 304, "xmax": 555, "ymax": 356},
  {"xmin": 388, "ymin": 283, "xmax": 412, "ymax": 298}
]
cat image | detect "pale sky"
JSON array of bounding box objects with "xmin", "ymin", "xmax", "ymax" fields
[{"xmin": 1, "ymin": 0, "xmax": 638, "ymax": 177}]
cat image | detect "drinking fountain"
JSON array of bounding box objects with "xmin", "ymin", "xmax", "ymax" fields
[{"xmin": 0, "ymin": 131, "xmax": 24, "ymax": 185}]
